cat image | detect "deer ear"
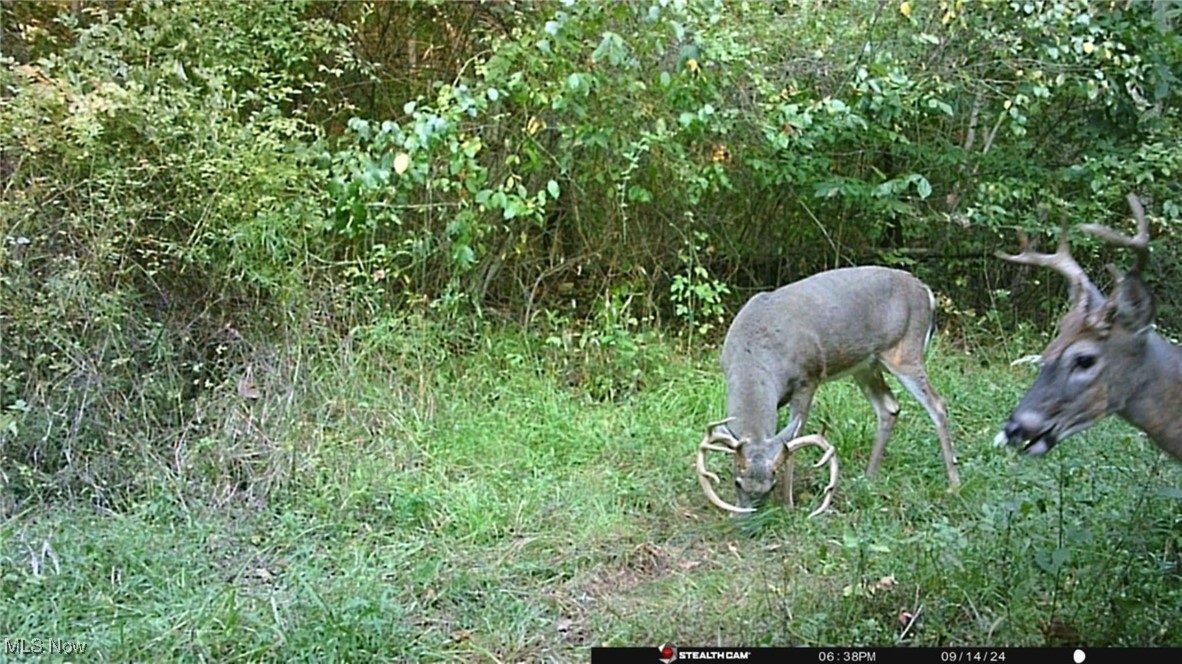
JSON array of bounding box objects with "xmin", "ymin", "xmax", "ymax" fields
[{"xmin": 1101, "ymin": 274, "xmax": 1155, "ymax": 332}]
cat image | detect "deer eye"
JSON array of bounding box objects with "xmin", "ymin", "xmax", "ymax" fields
[{"xmin": 1072, "ymin": 354, "xmax": 1096, "ymax": 371}]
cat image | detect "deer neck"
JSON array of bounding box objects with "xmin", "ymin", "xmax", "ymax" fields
[
  {"xmin": 724, "ymin": 370, "xmax": 781, "ymax": 445},
  {"xmin": 1116, "ymin": 333, "xmax": 1182, "ymax": 461}
]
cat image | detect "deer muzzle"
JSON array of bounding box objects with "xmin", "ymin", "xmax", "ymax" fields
[{"xmin": 996, "ymin": 410, "xmax": 1058, "ymax": 456}]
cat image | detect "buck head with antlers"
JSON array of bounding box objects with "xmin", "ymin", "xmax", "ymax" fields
[
  {"xmin": 697, "ymin": 266, "xmax": 961, "ymax": 518},
  {"xmin": 995, "ymin": 194, "xmax": 1182, "ymax": 461}
]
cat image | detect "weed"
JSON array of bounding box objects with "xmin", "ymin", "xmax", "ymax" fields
[{"xmin": 2, "ymin": 325, "xmax": 1179, "ymax": 661}]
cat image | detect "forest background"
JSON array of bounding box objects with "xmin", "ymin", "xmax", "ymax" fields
[{"xmin": 2, "ymin": 0, "xmax": 1181, "ymax": 659}]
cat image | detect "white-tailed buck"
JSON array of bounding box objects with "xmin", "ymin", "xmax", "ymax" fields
[
  {"xmin": 995, "ymin": 194, "xmax": 1182, "ymax": 462},
  {"xmin": 697, "ymin": 266, "xmax": 961, "ymax": 517}
]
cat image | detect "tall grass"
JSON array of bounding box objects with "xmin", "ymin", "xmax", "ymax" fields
[{"xmin": 2, "ymin": 320, "xmax": 1180, "ymax": 661}]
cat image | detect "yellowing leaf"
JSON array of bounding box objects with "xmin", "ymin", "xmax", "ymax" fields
[
  {"xmin": 394, "ymin": 153, "xmax": 411, "ymax": 175},
  {"xmin": 900, "ymin": 1, "xmax": 912, "ymax": 17},
  {"xmin": 1083, "ymin": 41, "xmax": 1095, "ymax": 55},
  {"xmin": 686, "ymin": 58, "xmax": 699, "ymax": 74}
]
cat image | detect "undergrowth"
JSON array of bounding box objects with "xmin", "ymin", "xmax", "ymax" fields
[{"xmin": 2, "ymin": 319, "xmax": 1180, "ymax": 661}]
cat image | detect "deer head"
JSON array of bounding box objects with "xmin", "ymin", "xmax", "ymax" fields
[
  {"xmin": 696, "ymin": 417, "xmax": 838, "ymax": 518},
  {"xmin": 995, "ymin": 194, "xmax": 1170, "ymax": 457}
]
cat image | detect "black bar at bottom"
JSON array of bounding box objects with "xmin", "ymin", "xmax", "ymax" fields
[{"xmin": 591, "ymin": 646, "xmax": 1174, "ymax": 663}]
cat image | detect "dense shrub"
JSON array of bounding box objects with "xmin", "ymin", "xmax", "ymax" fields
[
  {"xmin": 0, "ymin": 0, "xmax": 357, "ymax": 506},
  {"xmin": 1, "ymin": 0, "xmax": 1179, "ymax": 510}
]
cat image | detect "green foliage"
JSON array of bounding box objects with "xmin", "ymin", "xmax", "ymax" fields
[
  {"xmin": 303, "ymin": 0, "xmax": 1182, "ymax": 336},
  {"xmin": 541, "ymin": 286, "xmax": 662, "ymax": 403},
  {"xmin": 0, "ymin": 0, "xmax": 356, "ymax": 505},
  {"xmin": 1, "ymin": 2, "xmax": 1181, "ymax": 655},
  {"xmin": 670, "ymin": 226, "xmax": 730, "ymax": 339},
  {"xmin": 3, "ymin": 328, "xmax": 1180, "ymax": 659}
]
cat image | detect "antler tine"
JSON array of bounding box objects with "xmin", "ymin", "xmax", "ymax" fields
[
  {"xmin": 996, "ymin": 212, "xmax": 1099, "ymax": 313},
  {"xmin": 1078, "ymin": 193, "xmax": 1151, "ymax": 274},
  {"xmin": 781, "ymin": 434, "xmax": 840, "ymax": 519},
  {"xmin": 703, "ymin": 417, "xmax": 736, "ymax": 439},
  {"xmin": 696, "ymin": 418, "xmax": 755, "ymax": 514},
  {"xmin": 996, "ymin": 214, "xmax": 1090, "ymax": 294}
]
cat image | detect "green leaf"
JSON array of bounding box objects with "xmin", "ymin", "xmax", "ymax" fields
[
  {"xmin": 916, "ymin": 176, "xmax": 932, "ymax": 199},
  {"xmin": 1035, "ymin": 547, "xmax": 1071, "ymax": 574},
  {"xmin": 1157, "ymin": 487, "xmax": 1182, "ymax": 501},
  {"xmin": 592, "ymin": 32, "xmax": 628, "ymax": 66},
  {"xmin": 1053, "ymin": 547, "xmax": 1070, "ymax": 568},
  {"xmin": 547, "ymin": 180, "xmax": 560, "ymax": 199},
  {"xmin": 453, "ymin": 245, "xmax": 476, "ymax": 268},
  {"xmin": 348, "ymin": 117, "xmax": 372, "ymax": 141},
  {"xmin": 627, "ymin": 185, "xmax": 653, "ymax": 202}
]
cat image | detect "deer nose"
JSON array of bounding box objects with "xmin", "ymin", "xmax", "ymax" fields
[{"xmin": 1005, "ymin": 410, "xmax": 1045, "ymax": 441}]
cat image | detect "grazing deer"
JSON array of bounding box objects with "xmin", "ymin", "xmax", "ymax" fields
[
  {"xmin": 696, "ymin": 266, "xmax": 961, "ymax": 517},
  {"xmin": 995, "ymin": 194, "xmax": 1182, "ymax": 461}
]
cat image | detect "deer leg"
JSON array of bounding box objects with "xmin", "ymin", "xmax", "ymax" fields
[
  {"xmin": 777, "ymin": 387, "xmax": 816, "ymax": 509},
  {"xmin": 851, "ymin": 365, "xmax": 901, "ymax": 479},
  {"xmin": 881, "ymin": 361, "xmax": 960, "ymax": 487}
]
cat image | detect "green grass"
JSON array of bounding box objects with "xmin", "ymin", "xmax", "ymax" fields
[{"xmin": 3, "ymin": 323, "xmax": 1181, "ymax": 661}]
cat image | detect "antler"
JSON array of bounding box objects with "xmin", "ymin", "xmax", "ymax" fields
[
  {"xmin": 996, "ymin": 214, "xmax": 1093, "ymax": 309},
  {"xmin": 696, "ymin": 417, "xmax": 840, "ymax": 518},
  {"xmin": 696, "ymin": 418, "xmax": 755, "ymax": 514},
  {"xmin": 778, "ymin": 434, "xmax": 839, "ymax": 518},
  {"xmin": 1079, "ymin": 193, "xmax": 1151, "ymax": 275}
]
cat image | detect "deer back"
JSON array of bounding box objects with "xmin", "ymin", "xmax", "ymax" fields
[{"xmin": 720, "ymin": 266, "xmax": 935, "ymax": 441}]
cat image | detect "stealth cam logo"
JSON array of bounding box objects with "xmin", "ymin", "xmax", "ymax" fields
[{"xmin": 658, "ymin": 643, "xmax": 678, "ymax": 663}]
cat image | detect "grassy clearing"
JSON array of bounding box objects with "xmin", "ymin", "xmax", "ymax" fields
[{"xmin": 2, "ymin": 322, "xmax": 1181, "ymax": 662}]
